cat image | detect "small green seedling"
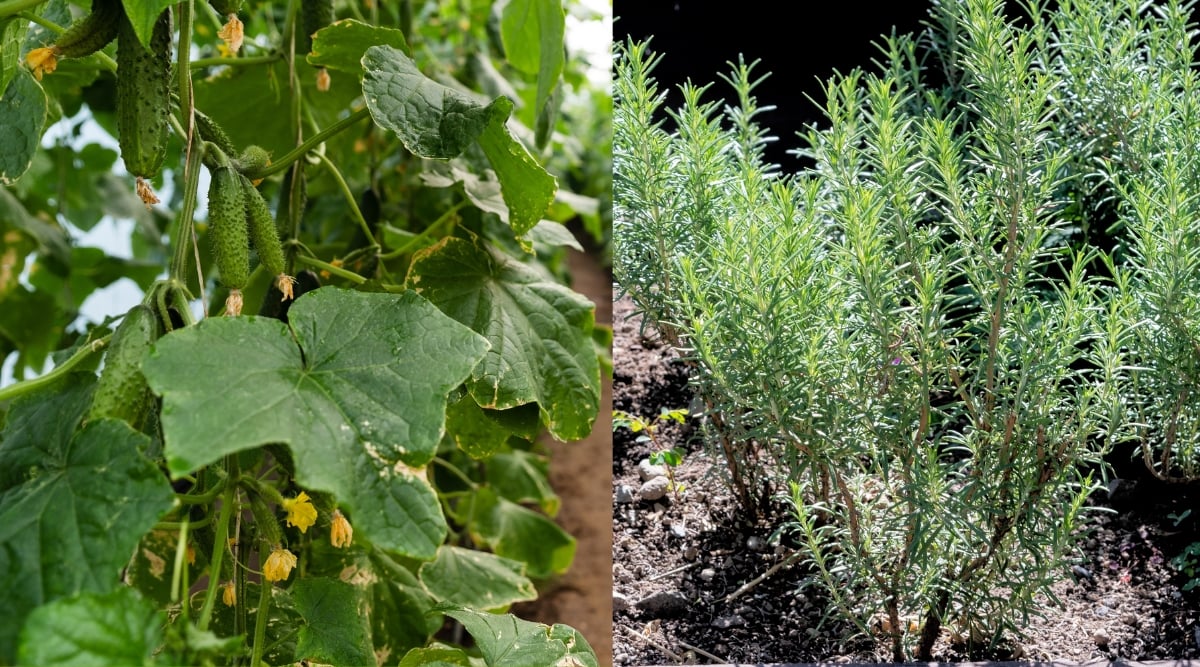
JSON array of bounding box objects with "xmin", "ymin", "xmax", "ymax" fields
[{"xmin": 613, "ymin": 407, "xmax": 689, "ymax": 500}]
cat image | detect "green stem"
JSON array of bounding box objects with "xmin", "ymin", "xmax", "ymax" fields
[
  {"xmin": 190, "ymin": 54, "xmax": 281, "ymax": 69},
  {"xmin": 432, "ymin": 457, "xmax": 478, "ymax": 490},
  {"xmin": 177, "ymin": 0, "xmax": 195, "ymax": 140},
  {"xmin": 0, "ymin": 336, "xmax": 110, "ymax": 403},
  {"xmin": 156, "ymin": 513, "xmax": 212, "ymax": 531},
  {"xmin": 176, "ymin": 476, "xmax": 227, "ymax": 505},
  {"xmin": 250, "ymin": 549, "xmax": 273, "ymax": 667},
  {"xmin": 18, "ymin": 10, "xmax": 60, "ymax": 34},
  {"xmin": 315, "ymin": 151, "xmax": 378, "ymax": 247},
  {"xmin": 293, "ymin": 255, "xmax": 367, "ymax": 284},
  {"xmin": 378, "ymin": 201, "xmax": 467, "ymax": 260},
  {"xmin": 244, "ymin": 107, "xmax": 372, "ymax": 181},
  {"xmin": 197, "ymin": 481, "xmax": 237, "ymax": 632},
  {"xmin": 169, "ymin": 129, "xmax": 205, "ymax": 283},
  {"xmin": 171, "ymin": 516, "xmax": 191, "ymax": 612},
  {"xmin": 0, "ymin": 0, "xmax": 45, "ymax": 19}
]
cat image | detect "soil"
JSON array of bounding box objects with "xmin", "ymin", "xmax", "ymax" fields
[
  {"xmin": 510, "ymin": 248, "xmax": 614, "ymax": 666},
  {"xmin": 611, "ymin": 290, "xmax": 1200, "ymax": 667}
]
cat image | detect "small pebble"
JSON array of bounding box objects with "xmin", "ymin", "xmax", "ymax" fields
[
  {"xmin": 637, "ymin": 459, "xmax": 667, "ymax": 481},
  {"xmin": 635, "ymin": 590, "xmax": 689, "ymax": 618},
  {"xmin": 669, "ymin": 522, "xmax": 687, "ymax": 538},
  {"xmin": 639, "ymin": 476, "xmax": 670, "ymax": 501},
  {"xmin": 683, "ymin": 546, "xmax": 699, "ymax": 560},
  {"xmin": 806, "ymin": 627, "xmax": 820, "ymax": 638},
  {"xmin": 1093, "ymin": 630, "xmax": 1110, "ymax": 646},
  {"xmin": 1094, "ymin": 604, "xmax": 1110, "ymax": 617},
  {"xmin": 1121, "ymin": 613, "xmax": 1138, "ymax": 627},
  {"xmin": 1101, "ymin": 596, "xmax": 1120, "ymax": 609},
  {"xmin": 614, "ymin": 484, "xmax": 635, "ymax": 504},
  {"xmin": 746, "ymin": 535, "xmax": 764, "ymax": 551},
  {"xmin": 1071, "ymin": 565, "xmax": 1093, "ymax": 579},
  {"xmin": 712, "ymin": 614, "xmax": 745, "ymax": 629},
  {"xmin": 699, "ymin": 568, "xmax": 716, "ymax": 582}
]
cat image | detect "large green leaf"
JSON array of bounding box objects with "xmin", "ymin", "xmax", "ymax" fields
[
  {"xmin": 398, "ymin": 644, "xmax": 474, "ymax": 666},
  {"xmin": 120, "ymin": 0, "xmax": 175, "ymax": 50},
  {"xmin": 361, "ymin": 45, "xmax": 556, "ymax": 235},
  {"xmin": 0, "ymin": 17, "xmax": 29, "ymax": 97},
  {"xmin": 408, "ymin": 237, "xmax": 599, "ymax": 441},
  {"xmin": 0, "ymin": 379, "xmax": 175, "ymax": 663},
  {"xmin": 143, "ymin": 288, "xmax": 489, "ymax": 559},
  {"xmin": 302, "ymin": 541, "xmax": 439, "ymax": 657},
  {"xmin": 467, "ymin": 486, "xmax": 575, "ymax": 579},
  {"xmin": 308, "ymin": 19, "xmax": 409, "ymax": 74},
  {"xmin": 292, "ymin": 578, "xmax": 376, "ymax": 667},
  {"xmin": 500, "ymin": 0, "xmax": 564, "ymax": 149},
  {"xmin": 439, "ymin": 606, "xmax": 597, "ymax": 667},
  {"xmin": 0, "ymin": 69, "xmax": 47, "ymax": 185},
  {"xmin": 486, "ymin": 450, "xmax": 559, "ymax": 516},
  {"xmin": 16, "ymin": 588, "xmax": 167, "ymax": 666},
  {"xmin": 0, "ymin": 187, "xmax": 70, "ymax": 267},
  {"xmin": 421, "ymin": 160, "xmax": 581, "ymax": 250},
  {"xmin": 419, "ymin": 546, "xmax": 536, "ymax": 610}
]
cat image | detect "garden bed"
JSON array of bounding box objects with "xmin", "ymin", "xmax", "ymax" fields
[{"xmin": 612, "ymin": 291, "xmax": 1200, "ymax": 667}]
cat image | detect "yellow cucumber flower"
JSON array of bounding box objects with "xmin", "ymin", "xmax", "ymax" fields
[
  {"xmin": 263, "ymin": 545, "xmax": 297, "ymax": 582},
  {"xmin": 330, "ymin": 509, "xmax": 353, "ymax": 548},
  {"xmin": 281, "ymin": 491, "xmax": 317, "ymax": 533},
  {"xmin": 221, "ymin": 581, "xmax": 236, "ymax": 607}
]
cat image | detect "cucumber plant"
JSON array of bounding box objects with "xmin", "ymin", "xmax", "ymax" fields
[{"xmin": 0, "ymin": 0, "xmax": 610, "ymax": 665}]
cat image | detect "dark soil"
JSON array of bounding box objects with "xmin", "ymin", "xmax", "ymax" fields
[{"xmin": 612, "ymin": 291, "xmax": 1200, "ymax": 666}]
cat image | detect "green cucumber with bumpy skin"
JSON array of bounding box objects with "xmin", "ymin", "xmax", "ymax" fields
[
  {"xmin": 56, "ymin": 0, "xmax": 123, "ymax": 58},
  {"xmin": 239, "ymin": 173, "xmax": 297, "ymax": 300},
  {"xmin": 88, "ymin": 304, "xmax": 161, "ymax": 430},
  {"xmin": 209, "ymin": 167, "xmax": 250, "ymax": 314},
  {"xmin": 239, "ymin": 174, "xmax": 285, "ymax": 277},
  {"xmin": 117, "ymin": 8, "xmax": 172, "ymax": 203}
]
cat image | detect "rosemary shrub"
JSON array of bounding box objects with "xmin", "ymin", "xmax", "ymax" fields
[{"xmin": 616, "ymin": 0, "xmax": 1200, "ymax": 658}]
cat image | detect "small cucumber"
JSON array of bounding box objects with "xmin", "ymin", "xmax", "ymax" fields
[
  {"xmin": 56, "ymin": 0, "xmax": 123, "ymax": 59},
  {"xmin": 209, "ymin": 167, "xmax": 250, "ymax": 313},
  {"xmin": 239, "ymin": 173, "xmax": 296, "ymax": 300},
  {"xmin": 88, "ymin": 304, "xmax": 162, "ymax": 430},
  {"xmin": 209, "ymin": 0, "xmax": 243, "ymax": 16},
  {"xmin": 116, "ymin": 9, "xmax": 172, "ymax": 205}
]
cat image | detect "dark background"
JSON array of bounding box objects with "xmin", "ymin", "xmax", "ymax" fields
[{"xmin": 614, "ymin": 2, "xmax": 937, "ymax": 170}]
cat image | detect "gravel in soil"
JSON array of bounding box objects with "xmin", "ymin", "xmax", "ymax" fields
[{"xmin": 612, "ymin": 291, "xmax": 1200, "ymax": 666}]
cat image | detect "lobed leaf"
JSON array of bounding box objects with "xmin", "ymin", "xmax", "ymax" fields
[
  {"xmin": 409, "ymin": 236, "xmax": 599, "ymax": 441},
  {"xmin": 361, "ymin": 45, "xmax": 557, "ymax": 235},
  {"xmin": 143, "ymin": 287, "xmax": 489, "ymax": 559},
  {"xmin": 16, "ymin": 588, "xmax": 166, "ymax": 666},
  {"xmin": 0, "ymin": 379, "xmax": 174, "ymax": 663},
  {"xmin": 439, "ymin": 605, "xmax": 598, "ymax": 667}
]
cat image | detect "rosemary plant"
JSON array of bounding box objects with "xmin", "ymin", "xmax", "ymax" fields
[{"xmin": 616, "ymin": 0, "xmax": 1200, "ymax": 659}]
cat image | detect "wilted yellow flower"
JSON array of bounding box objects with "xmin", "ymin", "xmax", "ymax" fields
[
  {"xmin": 25, "ymin": 46, "xmax": 59, "ymax": 81},
  {"xmin": 330, "ymin": 510, "xmax": 352, "ymax": 548},
  {"xmin": 221, "ymin": 581, "xmax": 236, "ymax": 607},
  {"xmin": 263, "ymin": 545, "xmax": 297, "ymax": 582},
  {"xmin": 186, "ymin": 543, "xmax": 196, "ymax": 566},
  {"xmin": 217, "ymin": 14, "xmax": 244, "ymax": 54},
  {"xmin": 315, "ymin": 67, "xmax": 331, "ymax": 92},
  {"xmin": 276, "ymin": 274, "xmax": 296, "ymax": 302},
  {"xmin": 224, "ymin": 289, "xmax": 244, "ymax": 317},
  {"xmin": 281, "ymin": 491, "xmax": 317, "ymax": 533}
]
